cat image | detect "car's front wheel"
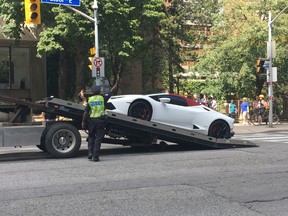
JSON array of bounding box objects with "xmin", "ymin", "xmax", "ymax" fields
[
  {"xmin": 128, "ymin": 100, "xmax": 152, "ymax": 121},
  {"xmin": 208, "ymin": 120, "xmax": 230, "ymax": 139}
]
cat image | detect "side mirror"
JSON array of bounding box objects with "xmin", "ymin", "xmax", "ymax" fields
[{"xmin": 159, "ymin": 98, "xmax": 171, "ymax": 103}]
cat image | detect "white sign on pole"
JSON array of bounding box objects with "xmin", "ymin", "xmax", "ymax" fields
[
  {"xmin": 272, "ymin": 67, "xmax": 277, "ymax": 82},
  {"xmin": 267, "ymin": 41, "xmax": 276, "ymax": 59},
  {"xmin": 92, "ymin": 57, "xmax": 105, "ymax": 78},
  {"xmin": 267, "ymin": 67, "xmax": 277, "ymax": 82}
]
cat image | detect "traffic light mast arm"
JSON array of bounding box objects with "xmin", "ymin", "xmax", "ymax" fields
[
  {"xmin": 270, "ymin": 5, "xmax": 288, "ymax": 25},
  {"xmin": 63, "ymin": 5, "xmax": 94, "ymax": 22},
  {"xmin": 63, "ymin": 1, "xmax": 99, "ymax": 58}
]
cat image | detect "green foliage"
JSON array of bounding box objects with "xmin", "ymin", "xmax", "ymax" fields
[
  {"xmin": 192, "ymin": 0, "xmax": 288, "ymax": 100},
  {"xmin": 1, "ymin": 0, "xmax": 288, "ymax": 101}
]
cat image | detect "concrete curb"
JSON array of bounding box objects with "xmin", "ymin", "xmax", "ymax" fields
[{"xmin": 234, "ymin": 122, "xmax": 288, "ymax": 134}]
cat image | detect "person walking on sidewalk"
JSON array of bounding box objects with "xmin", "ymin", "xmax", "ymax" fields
[
  {"xmin": 229, "ymin": 99, "xmax": 237, "ymax": 119},
  {"xmin": 241, "ymin": 97, "xmax": 249, "ymax": 125}
]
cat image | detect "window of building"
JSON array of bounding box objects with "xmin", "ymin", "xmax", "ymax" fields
[{"xmin": 0, "ymin": 47, "xmax": 30, "ymax": 90}]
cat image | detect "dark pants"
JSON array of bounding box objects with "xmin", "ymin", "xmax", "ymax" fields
[{"xmin": 88, "ymin": 117, "xmax": 107, "ymax": 159}]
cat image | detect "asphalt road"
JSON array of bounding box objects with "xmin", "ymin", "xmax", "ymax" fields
[{"xmin": 0, "ymin": 125, "xmax": 288, "ymax": 216}]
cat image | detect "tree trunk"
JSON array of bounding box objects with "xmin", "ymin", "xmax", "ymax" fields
[
  {"xmin": 168, "ymin": 55, "xmax": 174, "ymax": 93},
  {"xmin": 58, "ymin": 50, "xmax": 69, "ymax": 99},
  {"xmin": 74, "ymin": 40, "xmax": 87, "ymax": 100}
]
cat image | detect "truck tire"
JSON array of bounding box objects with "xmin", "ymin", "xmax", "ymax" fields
[{"xmin": 44, "ymin": 122, "xmax": 81, "ymax": 158}]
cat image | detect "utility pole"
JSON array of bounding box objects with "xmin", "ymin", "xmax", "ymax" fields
[{"xmin": 267, "ymin": 5, "xmax": 288, "ymax": 127}]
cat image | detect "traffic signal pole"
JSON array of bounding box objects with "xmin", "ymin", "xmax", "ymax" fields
[
  {"xmin": 64, "ymin": 0, "xmax": 100, "ymax": 85},
  {"xmin": 267, "ymin": 6, "xmax": 288, "ymax": 127},
  {"xmin": 267, "ymin": 12, "xmax": 273, "ymax": 128},
  {"xmin": 93, "ymin": 0, "xmax": 101, "ymax": 86}
]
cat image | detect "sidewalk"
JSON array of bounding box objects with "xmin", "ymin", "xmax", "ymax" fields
[{"xmin": 234, "ymin": 122, "xmax": 288, "ymax": 134}]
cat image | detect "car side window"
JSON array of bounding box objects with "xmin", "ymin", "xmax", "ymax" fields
[
  {"xmin": 159, "ymin": 95, "xmax": 188, "ymax": 106},
  {"xmin": 169, "ymin": 96, "xmax": 188, "ymax": 106}
]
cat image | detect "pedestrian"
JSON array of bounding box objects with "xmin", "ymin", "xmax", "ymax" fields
[
  {"xmin": 210, "ymin": 96, "xmax": 217, "ymax": 110},
  {"xmin": 241, "ymin": 97, "xmax": 249, "ymax": 125},
  {"xmin": 229, "ymin": 99, "xmax": 237, "ymax": 118},
  {"xmin": 200, "ymin": 94, "xmax": 208, "ymax": 106},
  {"xmin": 193, "ymin": 94, "xmax": 201, "ymax": 104},
  {"xmin": 82, "ymin": 86, "xmax": 107, "ymax": 162},
  {"xmin": 78, "ymin": 89, "xmax": 87, "ymax": 106},
  {"xmin": 253, "ymin": 96, "xmax": 260, "ymax": 110}
]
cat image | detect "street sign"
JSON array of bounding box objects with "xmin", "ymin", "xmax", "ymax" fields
[
  {"xmin": 92, "ymin": 57, "xmax": 105, "ymax": 78},
  {"xmin": 41, "ymin": 0, "xmax": 81, "ymax": 7}
]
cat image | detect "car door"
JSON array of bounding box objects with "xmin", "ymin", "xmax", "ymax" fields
[{"xmin": 151, "ymin": 95, "xmax": 197, "ymax": 129}]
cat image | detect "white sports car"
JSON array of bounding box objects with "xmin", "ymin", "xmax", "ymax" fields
[{"xmin": 106, "ymin": 93, "xmax": 234, "ymax": 139}]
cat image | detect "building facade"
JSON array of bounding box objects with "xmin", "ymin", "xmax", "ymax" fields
[{"xmin": 0, "ymin": 20, "xmax": 46, "ymax": 102}]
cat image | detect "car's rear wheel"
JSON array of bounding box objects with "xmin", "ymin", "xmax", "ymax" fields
[
  {"xmin": 208, "ymin": 120, "xmax": 230, "ymax": 139},
  {"xmin": 128, "ymin": 100, "xmax": 152, "ymax": 121}
]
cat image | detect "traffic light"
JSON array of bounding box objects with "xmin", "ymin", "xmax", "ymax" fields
[
  {"xmin": 25, "ymin": 0, "xmax": 41, "ymax": 25},
  {"xmin": 256, "ymin": 58, "xmax": 268, "ymax": 74},
  {"xmin": 88, "ymin": 47, "xmax": 96, "ymax": 70},
  {"xmin": 88, "ymin": 57, "xmax": 93, "ymax": 70}
]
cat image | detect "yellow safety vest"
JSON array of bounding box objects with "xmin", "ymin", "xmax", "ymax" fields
[{"xmin": 88, "ymin": 95, "xmax": 106, "ymax": 118}]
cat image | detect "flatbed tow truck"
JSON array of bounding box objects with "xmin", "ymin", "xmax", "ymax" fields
[{"xmin": 0, "ymin": 95, "xmax": 257, "ymax": 158}]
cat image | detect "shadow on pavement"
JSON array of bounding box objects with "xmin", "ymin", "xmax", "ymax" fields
[{"xmin": 0, "ymin": 143, "xmax": 218, "ymax": 162}]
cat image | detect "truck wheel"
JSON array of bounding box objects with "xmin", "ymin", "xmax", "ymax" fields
[
  {"xmin": 44, "ymin": 123, "xmax": 81, "ymax": 158},
  {"xmin": 128, "ymin": 100, "xmax": 152, "ymax": 120}
]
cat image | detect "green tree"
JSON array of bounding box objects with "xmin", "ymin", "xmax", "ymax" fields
[
  {"xmin": 0, "ymin": 0, "xmax": 169, "ymax": 97},
  {"xmin": 195, "ymin": 0, "xmax": 288, "ymax": 101}
]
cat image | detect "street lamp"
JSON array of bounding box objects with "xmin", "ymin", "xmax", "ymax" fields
[{"xmin": 267, "ymin": 5, "xmax": 288, "ymax": 127}]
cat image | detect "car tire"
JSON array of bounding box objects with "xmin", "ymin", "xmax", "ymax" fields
[
  {"xmin": 208, "ymin": 120, "xmax": 230, "ymax": 139},
  {"xmin": 128, "ymin": 100, "xmax": 152, "ymax": 121}
]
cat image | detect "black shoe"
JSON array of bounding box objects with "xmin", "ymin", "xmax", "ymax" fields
[
  {"xmin": 92, "ymin": 157, "xmax": 100, "ymax": 162},
  {"xmin": 88, "ymin": 154, "xmax": 92, "ymax": 160}
]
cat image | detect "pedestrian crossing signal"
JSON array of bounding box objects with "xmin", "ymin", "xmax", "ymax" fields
[{"xmin": 25, "ymin": 0, "xmax": 41, "ymax": 25}]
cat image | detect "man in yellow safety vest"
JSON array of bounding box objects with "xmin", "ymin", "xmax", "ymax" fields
[{"xmin": 82, "ymin": 86, "xmax": 107, "ymax": 162}]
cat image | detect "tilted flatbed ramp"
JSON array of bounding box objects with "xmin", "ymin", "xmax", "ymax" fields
[
  {"xmin": 106, "ymin": 111, "xmax": 258, "ymax": 148},
  {"xmin": 0, "ymin": 95, "xmax": 84, "ymax": 122}
]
